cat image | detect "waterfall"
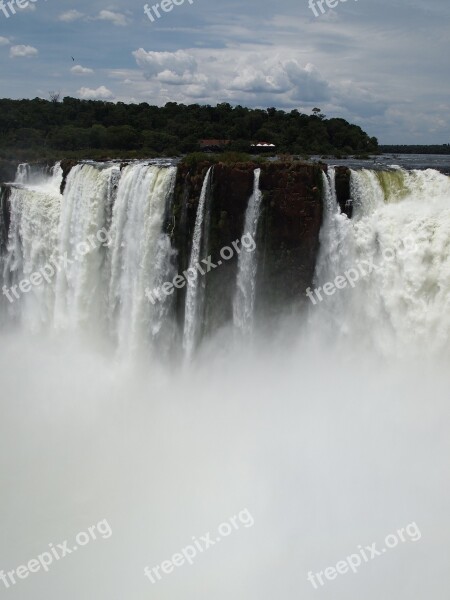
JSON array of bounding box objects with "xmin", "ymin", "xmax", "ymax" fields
[
  {"xmin": 0, "ymin": 161, "xmax": 178, "ymax": 353},
  {"xmin": 314, "ymin": 167, "xmax": 353, "ymax": 293},
  {"xmin": 14, "ymin": 162, "xmax": 60, "ymax": 188},
  {"xmin": 15, "ymin": 163, "xmax": 30, "ymax": 184},
  {"xmin": 1, "ymin": 163, "xmax": 63, "ymax": 329},
  {"xmin": 49, "ymin": 161, "xmax": 63, "ymax": 193},
  {"xmin": 107, "ymin": 163, "xmax": 177, "ymax": 355},
  {"xmin": 3, "ymin": 158, "xmax": 450, "ymax": 360},
  {"xmin": 2, "ymin": 183, "xmax": 62, "ymax": 330},
  {"xmin": 53, "ymin": 163, "xmax": 118, "ymax": 333},
  {"xmin": 183, "ymin": 166, "xmax": 212, "ymax": 357},
  {"xmin": 313, "ymin": 167, "xmax": 450, "ymax": 357},
  {"xmin": 233, "ymin": 168, "xmax": 263, "ymax": 334}
]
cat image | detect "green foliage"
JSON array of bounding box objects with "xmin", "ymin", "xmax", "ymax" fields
[
  {"xmin": 0, "ymin": 97, "xmax": 379, "ymax": 160},
  {"xmin": 218, "ymin": 152, "xmax": 254, "ymax": 164},
  {"xmin": 183, "ymin": 152, "xmax": 217, "ymax": 169}
]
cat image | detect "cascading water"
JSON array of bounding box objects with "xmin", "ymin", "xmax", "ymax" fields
[
  {"xmin": 53, "ymin": 163, "xmax": 118, "ymax": 333},
  {"xmin": 0, "ymin": 161, "xmax": 178, "ymax": 354},
  {"xmin": 107, "ymin": 163, "xmax": 177, "ymax": 356},
  {"xmin": 313, "ymin": 167, "xmax": 450, "ymax": 358},
  {"xmin": 2, "ymin": 160, "xmax": 450, "ymax": 360},
  {"xmin": 315, "ymin": 167, "xmax": 347, "ymax": 286},
  {"xmin": 311, "ymin": 167, "xmax": 355, "ymax": 331},
  {"xmin": 2, "ymin": 177, "xmax": 62, "ymax": 330},
  {"xmin": 233, "ymin": 168, "xmax": 263, "ymax": 334},
  {"xmin": 182, "ymin": 166, "xmax": 212, "ymax": 357},
  {"xmin": 14, "ymin": 162, "xmax": 59, "ymax": 187},
  {"xmin": 15, "ymin": 163, "xmax": 30, "ymax": 184}
]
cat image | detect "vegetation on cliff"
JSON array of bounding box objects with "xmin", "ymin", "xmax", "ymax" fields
[{"xmin": 0, "ymin": 97, "xmax": 378, "ymax": 161}]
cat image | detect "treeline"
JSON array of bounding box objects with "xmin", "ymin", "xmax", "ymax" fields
[
  {"xmin": 0, "ymin": 97, "xmax": 378, "ymax": 160},
  {"xmin": 380, "ymin": 145, "xmax": 450, "ymax": 155}
]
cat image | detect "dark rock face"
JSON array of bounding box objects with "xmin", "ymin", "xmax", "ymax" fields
[
  {"xmin": 176, "ymin": 162, "xmax": 256, "ymax": 333},
  {"xmin": 258, "ymin": 163, "xmax": 324, "ymax": 315},
  {"xmin": 0, "ymin": 161, "xmax": 17, "ymax": 184},
  {"xmin": 335, "ymin": 166, "xmax": 352, "ymax": 217},
  {"xmin": 172, "ymin": 161, "xmax": 325, "ymax": 332},
  {"xmin": 0, "ymin": 185, "xmax": 11, "ymax": 255},
  {"xmin": 60, "ymin": 159, "xmax": 79, "ymax": 194}
]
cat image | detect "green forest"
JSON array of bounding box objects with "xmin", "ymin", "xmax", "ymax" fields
[{"xmin": 0, "ymin": 96, "xmax": 379, "ymax": 160}]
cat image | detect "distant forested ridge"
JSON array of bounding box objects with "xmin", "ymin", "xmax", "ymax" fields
[
  {"xmin": 380, "ymin": 145, "xmax": 450, "ymax": 154},
  {"xmin": 0, "ymin": 97, "xmax": 378, "ymax": 160}
]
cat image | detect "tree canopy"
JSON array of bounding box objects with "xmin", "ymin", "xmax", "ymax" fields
[{"xmin": 0, "ymin": 97, "xmax": 379, "ymax": 160}]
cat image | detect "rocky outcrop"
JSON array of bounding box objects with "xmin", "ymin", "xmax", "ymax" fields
[
  {"xmin": 0, "ymin": 160, "xmax": 17, "ymax": 184},
  {"xmin": 59, "ymin": 159, "xmax": 78, "ymax": 194},
  {"xmin": 0, "ymin": 185, "xmax": 11, "ymax": 254},
  {"xmin": 335, "ymin": 166, "xmax": 352, "ymax": 217},
  {"xmin": 172, "ymin": 160, "xmax": 325, "ymax": 331}
]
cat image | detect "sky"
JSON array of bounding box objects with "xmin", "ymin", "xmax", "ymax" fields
[{"xmin": 0, "ymin": 0, "xmax": 449, "ymax": 143}]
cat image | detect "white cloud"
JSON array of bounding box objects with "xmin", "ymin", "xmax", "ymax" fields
[
  {"xmin": 155, "ymin": 70, "xmax": 192, "ymax": 85},
  {"xmin": 228, "ymin": 58, "xmax": 330, "ymax": 101},
  {"xmin": 230, "ymin": 67, "xmax": 288, "ymax": 94},
  {"xmin": 71, "ymin": 65, "xmax": 94, "ymax": 75},
  {"xmin": 94, "ymin": 10, "xmax": 130, "ymax": 26},
  {"xmin": 59, "ymin": 9, "xmax": 130, "ymax": 26},
  {"xmin": 0, "ymin": 37, "xmax": 10, "ymax": 46},
  {"xmin": 78, "ymin": 86, "xmax": 114, "ymax": 100},
  {"xmin": 284, "ymin": 61, "xmax": 330, "ymax": 102},
  {"xmin": 10, "ymin": 45, "xmax": 38, "ymax": 58},
  {"xmin": 130, "ymin": 47, "xmax": 332, "ymax": 109},
  {"xmin": 133, "ymin": 49, "xmax": 197, "ymax": 78},
  {"xmin": 58, "ymin": 10, "xmax": 84, "ymax": 22}
]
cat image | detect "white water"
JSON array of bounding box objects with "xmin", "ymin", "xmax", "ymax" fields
[
  {"xmin": 15, "ymin": 163, "xmax": 30, "ymax": 184},
  {"xmin": 0, "ymin": 162, "xmax": 449, "ymax": 600},
  {"xmin": 107, "ymin": 163, "xmax": 177, "ymax": 356},
  {"xmin": 2, "ymin": 162, "xmax": 177, "ymax": 353},
  {"xmin": 2, "ymin": 181, "xmax": 62, "ymax": 330},
  {"xmin": 183, "ymin": 166, "xmax": 212, "ymax": 357},
  {"xmin": 4, "ymin": 161, "xmax": 450, "ymax": 357},
  {"xmin": 54, "ymin": 163, "xmax": 118, "ymax": 333},
  {"xmin": 14, "ymin": 162, "xmax": 62, "ymax": 188},
  {"xmin": 233, "ymin": 168, "xmax": 263, "ymax": 334},
  {"xmin": 3, "ymin": 161, "xmax": 450, "ymax": 358},
  {"xmin": 315, "ymin": 167, "xmax": 351, "ymax": 286},
  {"xmin": 313, "ymin": 167, "xmax": 450, "ymax": 358}
]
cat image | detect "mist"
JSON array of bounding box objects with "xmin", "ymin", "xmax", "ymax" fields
[{"xmin": 0, "ymin": 324, "xmax": 448, "ymax": 599}]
